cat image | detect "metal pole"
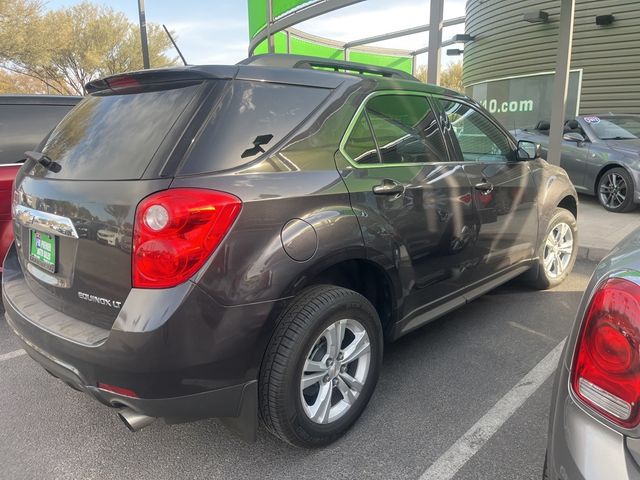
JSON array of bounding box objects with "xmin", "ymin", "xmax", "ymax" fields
[
  {"xmin": 427, "ymin": 0, "xmax": 444, "ymax": 84},
  {"xmin": 548, "ymin": 0, "xmax": 576, "ymax": 166},
  {"xmin": 412, "ymin": 54, "xmax": 417, "ymax": 77},
  {"xmin": 267, "ymin": 0, "xmax": 275, "ymax": 53},
  {"xmin": 137, "ymin": 0, "xmax": 150, "ymax": 69}
]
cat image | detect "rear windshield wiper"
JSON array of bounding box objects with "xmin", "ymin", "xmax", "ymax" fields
[{"xmin": 24, "ymin": 151, "xmax": 61, "ymax": 173}]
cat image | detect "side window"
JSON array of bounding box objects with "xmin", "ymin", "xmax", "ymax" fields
[
  {"xmin": 439, "ymin": 98, "xmax": 513, "ymax": 163},
  {"xmin": 366, "ymin": 95, "xmax": 447, "ymax": 164},
  {"xmin": 343, "ymin": 111, "xmax": 379, "ymax": 165}
]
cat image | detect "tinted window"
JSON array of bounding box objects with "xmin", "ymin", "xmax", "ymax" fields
[
  {"xmin": 0, "ymin": 104, "xmax": 75, "ymax": 164},
  {"xmin": 343, "ymin": 111, "xmax": 379, "ymax": 164},
  {"xmin": 365, "ymin": 95, "xmax": 447, "ymax": 164},
  {"xmin": 34, "ymin": 84, "xmax": 202, "ymax": 180},
  {"xmin": 439, "ymin": 99, "xmax": 513, "ymax": 163},
  {"xmin": 181, "ymin": 81, "xmax": 330, "ymax": 174}
]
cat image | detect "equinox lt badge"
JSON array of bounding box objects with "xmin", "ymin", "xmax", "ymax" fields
[{"xmin": 77, "ymin": 291, "xmax": 122, "ymax": 309}]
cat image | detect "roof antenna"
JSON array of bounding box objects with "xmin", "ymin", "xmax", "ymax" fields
[{"xmin": 163, "ymin": 24, "xmax": 188, "ymax": 66}]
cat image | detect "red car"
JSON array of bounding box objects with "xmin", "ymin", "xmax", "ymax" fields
[{"xmin": 0, "ymin": 95, "xmax": 81, "ymax": 271}]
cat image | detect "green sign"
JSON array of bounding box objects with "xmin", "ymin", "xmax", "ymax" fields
[
  {"xmin": 247, "ymin": 0, "xmax": 414, "ymax": 75},
  {"xmin": 465, "ymin": 71, "xmax": 582, "ymax": 129},
  {"xmin": 30, "ymin": 230, "xmax": 56, "ymax": 273}
]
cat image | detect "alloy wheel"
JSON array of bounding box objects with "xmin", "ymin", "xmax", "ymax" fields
[
  {"xmin": 543, "ymin": 222, "xmax": 574, "ymax": 279},
  {"xmin": 599, "ymin": 172, "xmax": 628, "ymax": 209},
  {"xmin": 300, "ymin": 318, "xmax": 371, "ymax": 424}
]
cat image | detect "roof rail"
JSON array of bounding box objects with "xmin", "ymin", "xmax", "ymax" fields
[{"xmin": 240, "ymin": 54, "xmax": 418, "ymax": 81}]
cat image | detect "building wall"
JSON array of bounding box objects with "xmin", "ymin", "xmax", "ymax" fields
[{"xmin": 463, "ymin": 0, "xmax": 640, "ymax": 114}]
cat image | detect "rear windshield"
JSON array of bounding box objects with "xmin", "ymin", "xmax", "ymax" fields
[
  {"xmin": 179, "ymin": 80, "xmax": 330, "ymax": 175},
  {"xmin": 33, "ymin": 83, "xmax": 202, "ymax": 180}
]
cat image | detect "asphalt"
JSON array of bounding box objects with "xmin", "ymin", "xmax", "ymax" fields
[{"xmin": 0, "ymin": 260, "xmax": 595, "ymax": 480}]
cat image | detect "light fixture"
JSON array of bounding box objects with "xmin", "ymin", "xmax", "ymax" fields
[
  {"xmin": 595, "ymin": 14, "xmax": 615, "ymax": 26},
  {"xmin": 523, "ymin": 10, "xmax": 549, "ymax": 23},
  {"xmin": 451, "ymin": 34, "xmax": 475, "ymax": 43},
  {"xmin": 446, "ymin": 48, "xmax": 463, "ymax": 56}
]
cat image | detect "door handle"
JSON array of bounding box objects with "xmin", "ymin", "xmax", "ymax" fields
[
  {"xmin": 475, "ymin": 181, "xmax": 494, "ymax": 195},
  {"xmin": 373, "ymin": 179, "xmax": 405, "ymax": 196}
]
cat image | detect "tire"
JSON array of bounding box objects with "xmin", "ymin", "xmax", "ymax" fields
[
  {"xmin": 597, "ymin": 167, "xmax": 636, "ymax": 213},
  {"xmin": 525, "ymin": 207, "xmax": 578, "ymax": 290},
  {"xmin": 259, "ymin": 285, "xmax": 383, "ymax": 448}
]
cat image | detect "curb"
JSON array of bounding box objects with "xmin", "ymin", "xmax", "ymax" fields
[{"xmin": 578, "ymin": 246, "xmax": 610, "ymax": 263}]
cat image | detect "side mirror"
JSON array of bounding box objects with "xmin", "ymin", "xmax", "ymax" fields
[
  {"xmin": 563, "ymin": 132, "xmax": 585, "ymax": 144},
  {"xmin": 517, "ymin": 140, "xmax": 541, "ymax": 160}
]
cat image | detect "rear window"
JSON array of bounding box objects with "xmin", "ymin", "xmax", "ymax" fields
[
  {"xmin": 33, "ymin": 83, "xmax": 202, "ymax": 180},
  {"xmin": 179, "ymin": 80, "xmax": 330, "ymax": 175}
]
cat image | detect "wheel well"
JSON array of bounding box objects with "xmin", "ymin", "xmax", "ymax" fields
[
  {"xmin": 306, "ymin": 259, "xmax": 395, "ymax": 338},
  {"xmin": 595, "ymin": 164, "xmax": 624, "ymax": 195},
  {"xmin": 557, "ymin": 195, "xmax": 577, "ymax": 219}
]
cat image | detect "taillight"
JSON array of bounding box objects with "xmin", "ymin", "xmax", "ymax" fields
[
  {"xmin": 571, "ymin": 277, "xmax": 640, "ymax": 428},
  {"xmin": 132, "ymin": 188, "xmax": 241, "ymax": 289}
]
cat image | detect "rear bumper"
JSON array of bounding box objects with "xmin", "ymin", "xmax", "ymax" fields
[
  {"xmin": 546, "ymin": 364, "xmax": 640, "ymax": 480},
  {"xmin": 2, "ymin": 243, "xmax": 279, "ymax": 437}
]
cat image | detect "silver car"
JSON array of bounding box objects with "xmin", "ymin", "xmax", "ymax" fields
[
  {"xmin": 517, "ymin": 115, "xmax": 640, "ymax": 213},
  {"xmin": 546, "ymin": 229, "xmax": 640, "ymax": 479}
]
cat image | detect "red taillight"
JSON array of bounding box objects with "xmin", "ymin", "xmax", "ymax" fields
[
  {"xmin": 132, "ymin": 188, "xmax": 241, "ymax": 289},
  {"xmin": 571, "ymin": 277, "xmax": 640, "ymax": 428},
  {"xmin": 97, "ymin": 382, "xmax": 139, "ymax": 398}
]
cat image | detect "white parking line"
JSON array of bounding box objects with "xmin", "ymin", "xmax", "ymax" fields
[
  {"xmin": 419, "ymin": 339, "xmax": 566, "ymax": 480},
  {"xmin": 0, "ymin": 349, "xmax": 26, "ymax": 363},
  {"xmin": 508, "ymin": 321, "xmax": 557, "ymax": 343}
]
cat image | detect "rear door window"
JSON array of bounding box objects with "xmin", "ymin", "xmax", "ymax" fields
[
  {"xmin": 364, "ymin": 94, "xmax": 447, "ymax": 164},
  {"xmin": 180, "ymin": 81, "xmax": 331, "ymax": 175},
  {"xmin": 33, "ymin": 83, "xmax": 203, "ymax": 180}
]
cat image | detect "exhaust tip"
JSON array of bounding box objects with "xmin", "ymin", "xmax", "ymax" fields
[{"xmin": 117, "ymin": 408, "xmax": 156, "ymax": 432}]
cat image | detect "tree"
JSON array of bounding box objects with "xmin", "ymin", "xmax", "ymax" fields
[
  {"xmin": 0, "ymin": 0, "xmax": 177, "ymax": 95},
  {"xmin": 414, "ymin": 61, "xmax": 464, "ymax": 93},
  {"xmin": 0, "ymin": 68, "xmax": 49, "ymax": 93}
]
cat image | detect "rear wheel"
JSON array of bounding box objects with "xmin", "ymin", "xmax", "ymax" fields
[
  {"xmin": 597, "ymin": 167, "xmax": 636, "ymax": 213},
  {"xmin": 525, "ymin": 208, "xmax": 578, "ymax": 290},
  {"xmin": 259, "ymin": 285, "xmax": 383, "ymax": 447}
]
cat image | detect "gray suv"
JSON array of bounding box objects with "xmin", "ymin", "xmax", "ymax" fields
[{"xmin": 4, "ymin": 54, "xmax": 578, "ymax": 447}]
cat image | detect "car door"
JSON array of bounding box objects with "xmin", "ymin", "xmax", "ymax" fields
[
  {"xmin": 436, "ymin": 96, "xmax": 538, "ymax": 281},
  {"xmin": 335, "ymin": 91, "xmax": 479, "ymax": 320}
]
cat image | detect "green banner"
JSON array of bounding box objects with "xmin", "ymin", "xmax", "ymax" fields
[{"xmin": 248, "ymin": 0, "xmax": 414, "ymax": 75}]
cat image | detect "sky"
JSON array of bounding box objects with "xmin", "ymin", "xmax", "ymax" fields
[{"xmin": 44, "ymin": 0, "xmax": 466, "ymax": 67}]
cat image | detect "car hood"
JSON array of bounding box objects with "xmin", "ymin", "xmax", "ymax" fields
[{"xmin": 604, "ymin": 138, "xmax": 640, "ymax": 156}]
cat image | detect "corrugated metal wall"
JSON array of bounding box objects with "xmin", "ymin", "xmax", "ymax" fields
[{"xmin": 463, "ymin": 0, "xmax": 640, "ymax": 114}]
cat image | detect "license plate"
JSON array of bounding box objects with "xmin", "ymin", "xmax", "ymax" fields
[{"xmin": 29, "ymin": 230, "xmax": 57, "ymax": 273}]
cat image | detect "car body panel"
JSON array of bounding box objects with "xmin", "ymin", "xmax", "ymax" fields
[{"xmin": 547, "ymin": 229, "xmax": 640, "ymax": 479}]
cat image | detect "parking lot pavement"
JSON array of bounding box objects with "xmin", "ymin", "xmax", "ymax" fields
[{"xmin": 0, "ymin": 260, "xmax": 595, "ymax": 480}]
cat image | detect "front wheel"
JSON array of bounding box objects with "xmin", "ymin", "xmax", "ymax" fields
[
  {"xmin": 597, "ymin": 167, "xmax": 636, "ymax": 213},
  {"xmin": 525, "ymin": 208, "xmax": 578, "ymax": 290},
  {"xmin": 259, "ymin": 285, "xmax": 383, "ymax": 447}
]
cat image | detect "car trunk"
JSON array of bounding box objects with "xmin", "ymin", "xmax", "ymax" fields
[{"xmin": 11, "ymin": 73, "xmax": 212, "ymax": 330}]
